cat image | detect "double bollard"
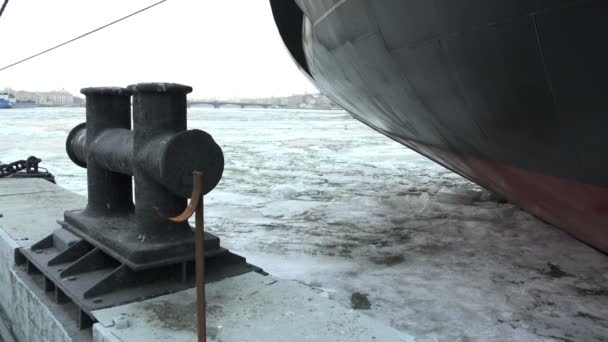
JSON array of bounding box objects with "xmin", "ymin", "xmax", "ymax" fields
[
  {"xmin": 65, "ymin": 83, "xmax": 224, "ymax": 269},
  {"xmin": 18, "ymin": 82, "xmax": 260, "ymax": 330}
]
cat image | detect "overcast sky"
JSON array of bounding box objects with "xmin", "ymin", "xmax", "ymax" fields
[{"xmin": 0, "ymin": 0, "xmax": 316, "ymax": 99}]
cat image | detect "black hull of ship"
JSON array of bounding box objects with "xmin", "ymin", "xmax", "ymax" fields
[{"xmin": 270, "ymin": 0, "xmax": 608, "ymax": 253}]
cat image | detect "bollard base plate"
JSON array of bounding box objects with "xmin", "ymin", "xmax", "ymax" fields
[
  {"xmin": 62, "ymin": 209, "xmax": 218, "ymax": 271},
  {"xmin": 16, "ymin": 228, "xmax": 262, "ymax": 329}
]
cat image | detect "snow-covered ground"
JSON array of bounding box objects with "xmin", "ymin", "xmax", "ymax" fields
[{"xmin": 2, "ymin": 107, "xmax": 607, "ymax": 341}]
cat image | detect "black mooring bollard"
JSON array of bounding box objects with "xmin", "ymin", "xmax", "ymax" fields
[
  {"xmin": 64, "ymin": 83, "xmax": 225, "ymax": 269},
  {"xmin": 18, "ymin": 82, "xmax": 261, "ymax": 329}
]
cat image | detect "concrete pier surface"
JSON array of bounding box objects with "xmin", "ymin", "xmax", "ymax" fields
[{"xmin": 0, "ymin": 178, "xmax": 412, "ymax": 342}]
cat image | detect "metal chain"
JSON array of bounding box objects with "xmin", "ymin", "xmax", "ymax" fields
[{"xmin": 0, "ymin": 156, "xmax": 42, "ymax": 177}]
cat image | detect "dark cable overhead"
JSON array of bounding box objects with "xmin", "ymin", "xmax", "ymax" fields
[
  {"xmin": 0, "ymin": 0, "xmax": 9, "ymax": 19},
  {"xmin": 0, "ymin": 0, "xmax": 167, "ymax": 72}
]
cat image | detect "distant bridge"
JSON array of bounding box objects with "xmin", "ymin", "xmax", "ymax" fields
[{"xmin": 188, "ymin": 101, "xmax": 286, "ymax": 109}]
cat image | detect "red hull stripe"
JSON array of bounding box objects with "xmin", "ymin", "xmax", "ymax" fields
[{"xmin": 389, "ymin": 135, "xmax": 608, "ymax": 254}]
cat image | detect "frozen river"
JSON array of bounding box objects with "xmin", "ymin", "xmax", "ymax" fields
[{"xmin": 1, "ymin": 107, "xmax": 607, "ymax": 341}]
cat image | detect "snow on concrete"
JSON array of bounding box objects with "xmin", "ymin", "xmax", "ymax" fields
[
  {"xmin": 0, "ymin": 178, "xmax": 89, "ymax": 342},
  {"xmin": 92, "ymin": 272, "xmax": 414, "ymax": 342}
]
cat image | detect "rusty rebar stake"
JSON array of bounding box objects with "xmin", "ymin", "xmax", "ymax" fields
[{"xmin": 165, "ymin": 171, "xmax": 206, "ymax": 342}]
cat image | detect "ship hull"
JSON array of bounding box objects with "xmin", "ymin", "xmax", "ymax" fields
[{"xmin": 270, "ymin": 0, "xmax": 608, "ymax": 253}]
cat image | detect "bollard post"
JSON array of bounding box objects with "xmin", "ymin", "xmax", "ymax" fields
[
  {"xmin": 80, "ymin": 87, "xmax": 134, "ymax": 215},
  {"xmin": 130, "ymin": 83, "xmax": 191, "ymax": 238}
]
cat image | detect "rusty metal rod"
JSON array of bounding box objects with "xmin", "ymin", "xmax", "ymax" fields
[
  {"xmin": 163, "ymin": 171, "xmax": 206, "ymax": 341},
  {"xmin": 194, "ymin": 172, "xmax": 206, "ymax": 342}
]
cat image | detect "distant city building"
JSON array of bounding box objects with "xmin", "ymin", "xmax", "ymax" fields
[
  {"xmin": 12, "ymin": 89, "xmax": 74, "ymax": 106},
  {"xmin": 304, "ymin": 94, "xmax": 325, "ymax": 106},
  {"xmin": 72, "ymin": 96, "xmax": 85, "ymax": 106},
  {"xmin": 15, "ymin": 91, "xmax": 37, "ymax": 103},
  {"xmin": 317, "ymin": 94, "xmax": 333, "ymax": 106},
  {"xmin": 188, "ymin": 92, "xmax": 339, "ymax": 109},
  {"xmin": 36, "ymin": 90, "xmax": 74, "ymax": 106},
  {"xmin": 287, "ymin": 94, "xmax": 305, "ymax": 107}
]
